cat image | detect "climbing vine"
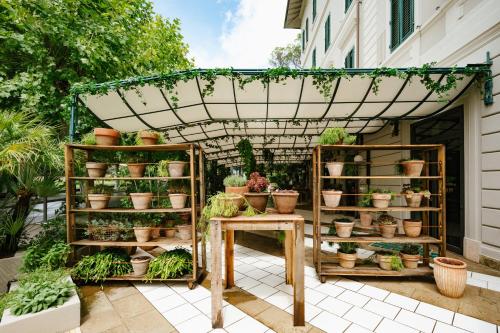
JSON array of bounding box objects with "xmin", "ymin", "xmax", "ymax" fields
[{"xmin": 236, "ymin": 138, "xmax": 256, "ymax": 178}]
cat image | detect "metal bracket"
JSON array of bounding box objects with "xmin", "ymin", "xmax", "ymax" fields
[{"xmin": 484, "ymin": 51, "xmax": 493, "ymax": 105}]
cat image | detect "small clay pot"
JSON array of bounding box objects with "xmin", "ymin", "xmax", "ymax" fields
[
  {"xmin": 372, "ymin": 193, "xmax": 391, "ymax": 208},
  {"xmin": 433, "ymin": 257, "xmax": 467, "ymax": 298},
  {"xmin": 401, "ymin": 253, "xmax": 420, "ymax": 269},
  {"xmin": 244, "ymin": 192, "xmax": 269, "ymax": 213},
  {"xmin": 131, "ymin": 256, "xmax": 151, "ymax": 276},
  {"xmin": 379, "ymin": 224, "xmax": 397, "ymax": 238},
  {"xmin": 334, "ymin": 221, "xmax": 355, "ymax": 238},
  {"xmin": 139, "ymin": 131, "xmax": 159, "ymax": 145},
  {"xmin": 94, "ymin": 128, "xmax": 120, "ymax": 146},
  {"xmin": 378, "ymin": 254, "xmax": 393, "ymax": 271},
  {"xmin": 169, "ymin": 193, "xmax": 188, "ymax": 209},
  {"xmin": 401, "ymin": 160, "xmax": 425, "ymax": 177},
  {"xmin": 272, "ymin": 192, "xmax": 299, "ymax": 214},
  {"xmin": 127, "ymin": 163, "xmax": 146, "ymax": 177},
  {"xmin": 133, "ymin": 227, "xmax": 151, "ymax": 242},
  {"xmin": 403, "ymin": 219, "xmax": 422, "ymax": 237},
  {"xmin": 176, "ymin": 224, "xmax": 192, "ymax": 240},
  {"xmin": 322, "ymin": 190, "xmax": 342, "ymax": 208},
  {"xmin": 226, "ymin": 186, "xmax": 249, "ymax": 209},
  {"xmin": 86, "ymin": 162, "xmax": 108, "ymax": 178},
  {"xmin": 404, "ymin": 193, "xmax": 423, "ymax": 208},
  {"xmin": 338, "ymin": 251, "xmax": 357, "ymax": 268},
  {"xmin": 151, "ymin": 227, "xmax": 161, "ymax": 239},
  {"xmin": 130, "ymin": 192, "xmax": 154, "ymax": 209},
  {"xmin": 88, "ymin": 194, "xmax": 110, "ymax": 209},
  {"xmin": 168, "ymin": 161, "xmax": 188, "ymax": 177},
  {"xmin": 325, "ymin": 162, "xmax": 344, "ymax": 177},
  {"xmin": 359, "ymin": 212, "xmax": 373, "ymax": 227},
  {"xmin": 165, "ymin": 228, "xmax": 176, "ymax": 238}
]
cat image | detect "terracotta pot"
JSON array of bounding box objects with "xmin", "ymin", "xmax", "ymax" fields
[
  {"xmin": 176, "ymin": 224, "xmax": 192, "ymax": 240},
  {"xmin": 272, "ymin": 192, "xmax": 299, "ymax": 214},
  {"xmin": 94, "ymin": 128, "xmax": 120, "ymax": 146},
  {"xmin": 131, "ymin": 256, "xmax": 151, "ymax": 276},
  {"xmin": 322, "ymin": 190, "xmax": 342, "ymax": 208},
  {"xmin": 169, "ymin": 193, "xmax": 188, "ymax": 209},
  {"xmin": 139, "ymin": 131, "xmax": 159, "ymax": 145},
  {"xmin": 433, "ymin": 257, "xmax": 467, "ymax": 298},
  {"xmin": 130, "ymin": 192, "xmax": 153, "ymax": 209},
  {"xmin": 151, "ymin": 227, "xmax": 161, "ymax": 239},
  {"xmin": 403, "ymin": 219, "xmax": 422, "ymax": 237},
  {"xmin": 220, "ymin": 196, "xmax": 243, "ymax": 215},
  {"xmin": 88, "ymin": 194, "xmax": 110, "ymax": 209},
  {"xmin": 378, "ymin": 254, "xmax": 393, "ymax": 271},
  {"xmin": 359, "ymin": 212, "xmax": 373, "ymax": 227},
  {"xmin": 168, "ymin": 161, "xmax": 188, "ymax": 177},
  {"xmin": 133, "ymin": 227, "xmax": 151, "ymax": 242},
  {"xmin": 372, "ymin": 193, "xmax": 391, "ymax": 208},
  {"xmin": 127, "ymin": 163, "xmax": 146, "ymax": 177},
  {"xmin": 334, "ymin": 221, "xmax": 354, "ymax": 238},
  {"xmin": 165, "ymin": 228, "xmax": 176, "ymax": 238},
  {"xmin": 325, "ymin": 162, "xmax": 344, "ymax": 177},
  {"xmin": 401, "ymin": 160, "xmax": 425, "ymax": 177},
  {"xmin": 225, "ymin": 186, "xmax": 249, "ymax": 209},
  {"xmin": 401, "ymin": 253, "xmax": 420, "ymax": 269},
  {"xmin": 404, "ymin": 193, "xmax": 423, "ymax": 208},
  {"xmin": 244, "ymin": 192, "xmax": 269, "ymax": 213},
  {"xmin": 338, "ymin": 251, "xmax": 357, "ymax": 268},
  {"xmin": 379, "ymin": 224, "xmax": 397, "ymax": 238},
  {"xmin": 86, "ymin": 162, "xmax": 108, "ymax": 178}
]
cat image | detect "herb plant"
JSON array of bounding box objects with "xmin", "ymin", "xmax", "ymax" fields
[
  {"xmin": 390, "ymin": 255, "xmax": 404, "ymax": 271},
  {"xmin": 223, "ymin": 175, "xmax": 247, "ymax": 187},
  {"xmin": 401, "ymin": 244, "xmax": 421, "ymax": 255},
  {"xmin": 338, "ymin": 242, "xmax": 358, "ymax": 254},
  {"xmin": 71, "ymin": 249, "xmax": 132, "ymax": 282},
  {"xmin": 145, "ymin": 248, "xmax": 193, "ymax": 280}
]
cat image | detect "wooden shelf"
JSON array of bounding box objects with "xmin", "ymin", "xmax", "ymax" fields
[
  {"xmin": 316, "ymin": 144, "xmax": 443, "ymax": 150},
  {"xmin": 70, "ymin": 208, "xmax": 192, "ymax": 213},
  {"xmin": 67, "ymin": 143, "xmax": 195, "ymax": 151},
  {"xmin": 321, "ymin": 175, "xmax": 441, "ymax": 179},
  {"xmin": 320, "ymin": 263, "xmax": 433, "ymax": 276},
  {"xmin": 70, "ymin": 176, "xmax": 192, "ymax": 180},
  {"xmin": 320, "ymin": 235, "xmax": 441, "ymax": 243},
  {"xmin": 321, "ymin": 206, "xmax": 441, "ymax": 212},
  {"xmin": 71, "ymin": 236, "xmax": 197, "ymax": 247}
]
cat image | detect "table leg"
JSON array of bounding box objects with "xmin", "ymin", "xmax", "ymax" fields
[
  {"xmin": 211, "ymin": 220, "xmax": 223, "ymax": 328},
  {"xmin": 293, "ymin": 221, "xmax": 305, "ymax": 326},
  {"xmin": 225, "ymin": 229, "xmax": 234, "ymax": 288},
  {"xmin": 285, "ymin": 230, "xmax": 293, "ymax": 284}
]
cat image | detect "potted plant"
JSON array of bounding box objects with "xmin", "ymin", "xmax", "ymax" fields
[
  {"xmin": 168, "ymin": 180, "xmax": 189, "ymax": 209},
  {"xmin": 94, "ymin": 128, "xmax": 120, "ymax": 146},
  {"xmin": 401, "ymin": 184, "xmax": 431, "ymax": 208},
  {"xmin": 433, "ymin": 257, "xmax": 467, "ymax": 298},
  {"xmin": 176, "ymin": 223, "xmax": 192, "ymax": 240},
  {"xmin": 334, "ymin": 217, "xmax": 355, "ymax": 238},
  {"xmin": 126, "ymin": 152, "xmax": 147, "ymax": 177},
  {"xmin": 371, "ymin": 189, "xmax": 393, "ymax": 208},
  {"xmin": 272, "ymin": 189, "xmax": 299, "ymax": 214},
  {"xmin": 377, "ymin": 214, "xmax": 397, "ymax": 238},
  {"xmin": 150, "ymin": 215, "xmax": 162, "ymax": 239},
  {"xmin": 145, "ymin": 248, "xmax": 192, "ymax": 281},
  {"xmin": 322, "ymin": 185, "xmax": 342, "ymax": 208},
  {"xmin": 164, "ymin": 217, "xmax": 177, "ymax": 238},
  {"xmin": 137, "ymin": 130, "xmax": 162, "ymax": 145},
  {"xmin": 244, "ymin": 172, "xmax": 270, "ymax": 213},
  {"xmin": 133, "ymin": 218, "xmax": 151, "ymax": 243},
  {"xmin": 400, "ymin": 244, "xmax": 421, "ymax": 269},
  {"xmin": 318, "ymin": 128, "xmax": 357, "ymax": 176},
  {"xmin": 87, "ymin": 184, "xmax": 112, "ymax": 209},
  {"xmin": 129, "ymin": 192, "xmax": 154, "ymax": 210},
  {"xmin": 358, "ymin": 190, "xmax": 373, "ymax": 226},
  {"xmin": 224, "ymin": 175, "xmax": 248, "ymax": 208},
  {"xmin": 396, "ymin": 159, "xmax": 425, "ymax": 177},
  {"xmin": 337, "ymin": 242, "xmax": 358, "ymax": 268},
  {"xmin": 131, "ymin": 256, "xmax": 151, "ymax": 276},
  {"xmin": 403, "ymin": 219, "xmax": 422, "ymax": 237},
  {"xmin": 85, "ymin": 161, "xmax": 108, "ymax": 178},
  {"xmin": 377, "ymin": 251, "xmax": 404, "ymax": 271}
]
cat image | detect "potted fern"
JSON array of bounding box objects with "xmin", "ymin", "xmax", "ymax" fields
[
  {"xmin": 401, "ymin": 184, "xmax": 431, "ymax": 208},
  {"xmin": 377, "ymin": 214, "xmax": 398, "ymax": 238},
  {"xmin": 371, "ymin": 188, "xmax": 393, "ymax": 209},
  {"xmin": 244, "ymin": 172, "xmax": 270, "ymax": 213},
  {"xmin": 400, "ymin": 244, "xmax": 421, "ymax": 269},
  {"xmin": 337, "ymin": 242, "xmax": 358, "ymax": 268},
  {"xmin": 318, "ymin": 127, "xmax": 357, "ymax": 176}
]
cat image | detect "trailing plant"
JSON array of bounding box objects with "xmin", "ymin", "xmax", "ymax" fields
[
  {"xmin": 236, "ymin": 139, "xmax": 256, "ymax": 178},
  {"xmin": 390, "ymin": 255, "xmax": 404, "ymax": 271},
  {"xmin": 38, "ymin": 242, "xmax": 71, "ymax": 271},
  {"xmin": 319, "ymin": 128, "xmax": 356, "ymax": 145},
  {"xmin": 157, "ymin": 160, "xmax": 170, "ymax": 177},
  {"xmin": 401, "ymin": 184, "xmax": 431, "ymax": 199},
  {"xmin": 145, "ymin": 248, "xmax": 193, "ymax": 280},
  {"xmin": 377, "ymin": 214, "xmax": 397, "ymax": 225},
  {"xmin": 71, "ymin": 249, "xmax": 132, "ymax": 283},
  {"xmin": 246, "ymin": 172, "xmax": 269, "ymax": 193},
  {"xmin": 223, "ymin": 175, "xmax": 247, "ymax": 187},
  {"xmin": 401, "ymin": 244, "xmax": 421, "ymax": 255},
  {"xmin": 338, "ymin": 242, "xmax": 358, "ymax": 254}
]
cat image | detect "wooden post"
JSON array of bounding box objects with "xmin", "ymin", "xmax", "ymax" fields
[
  {"xmin": 225, "ymin": 229, "xmax": 234, "ymax": 288},
  {"xmin": 199, "ymin": 146, "xmax": 207, "ymax": 272},
  {"xmin": 293, "ymin": 219, "xmax": 305, "ymax": 327},
  {"xmin": 317, "ymin": 146, "xmax": 322, "ymax": 276},
  {"xmin": 439, "ymin": 144, "xmax": 447, "ymax": 257},
  {"xmin": 312, "ymin": 147, "xmax": 317, "ymax": 267},
  {"xmin": 190, "ymin": 144, "xmax": 198, "ymax": 280},
  {"xmin": 210, "ymin": 219, "xmax": 223, "ymax": 328},
  {"xmin": 64, "ymin": 145, "xmax": 74, "ymax": 244},
  {"xmin": 285, "ymin": 230, "xmax": 294, "ymax": 284}
]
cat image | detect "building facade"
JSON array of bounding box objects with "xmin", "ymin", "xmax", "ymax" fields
[{"xmin": 285, "ymin": 0, "xmax": 500, "ymax": 267}]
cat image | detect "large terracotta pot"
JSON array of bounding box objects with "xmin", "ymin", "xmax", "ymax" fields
[
  {"xmin": 130, "ymin": 192, "xmax": 153, "ymax": 209},
  {"xmin": 378, "ymin": 254, "xmax": 393, "ymax": 271},
  {"xmin": 168, "ymin": 161, "xmax": 187, "ymax": 177},
  {"xmin": 127, "ymin": 163, "xmax": 146, "ymax": 177},
  {"xmin": 133, "ymin": 227, "xmax": 151, "ymax": 242},
  {"xmin": 131, "ymin": 256, "xmax": 151, "ymax": 276},
  {"xmin": 401, "ymin": 253, "xmax": 420, "ymax": 269},
  {"xmin": 244, "ymin": 192, "xmax": 269, "ymax": 213},
  {"xmin": 334, "ymin": 221, "xmax": 354, "ymax": 238},
  {"xmin": 404, "ymin": 193, "xmax": 423, "ymax": 208},
  {"xmin": 433, "ymin": 257, "xmax": 467, "ymax": 298},
  {"xmin": 338, "ymin": 251, "xmax": 357, "ymax": 268},
  {"xmin": 379, "ymin": 224, "xmax": 397, "ymax": 238},
  {"xmin": 139, "ymin": 131, "xmax": 159, "ymax": 145},
  {"xmin": 272, "ymin": 192, "xmax": 299, "ymax": 214},
  {"xmin": 359, "ymin": 212, "xmax": 373, "ymax": 227},
  {"xmin": 326, "ymin": 162, "xmax": 343, "ymax": 177},
  {"xmin": 403, "ymin": 219, "xmax": 422, "ymax": 237},
  {"xmin": 225, "ymin": 186, "xmax": 248, "ymax": 209},
  {"xmin": 86, "ymin": 162, "xmax": 107, "ymax": 178},
  {"xmin": 94, "ymin": 128, "xmax": 120, "ymax": 146},
  {"xmin": 372, "ymin": 193, "xmax": 391, "ymax": 208},
  {"xmin": 169, "ymin": 193, "xmax": 188, "ymax": 209},
  {"xmin": 322, "ymin": 190, "xmax": 342, "ymax": 208},
  {"xmin": 176, "ymin": 224, "xmax": 192, "ymax": 240},
  {"xmin": 88, "ymin": 194, "xmax": 110, "ymax": 209},
  {"xmin": 401, "ymin": 160, "xmax": 425, "ymax": 176}
]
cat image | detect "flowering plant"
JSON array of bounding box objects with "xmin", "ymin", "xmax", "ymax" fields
[
  {"xmin": 401, "ymin": 184, "xmax": 431, "ymax": 199},
  {"xmin": 246, "ymin": 172, "xmax": 269, "ymax": 193}
]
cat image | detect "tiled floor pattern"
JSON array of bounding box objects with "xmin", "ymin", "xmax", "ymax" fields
[{"xmin": 134, "ymin": 243, "xmax": 500, "ymax": 333}]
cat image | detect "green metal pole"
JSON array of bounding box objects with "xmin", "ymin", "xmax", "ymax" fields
[{"xmin": 69, "ymin": 94, "xmax": 78, "ymax": 142}]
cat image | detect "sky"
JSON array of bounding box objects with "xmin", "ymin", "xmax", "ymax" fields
[{"xmin": 151, "ymin": 0, "xmax": 298, "ymax": 68}]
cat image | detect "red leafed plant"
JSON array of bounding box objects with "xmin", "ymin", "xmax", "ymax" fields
[{"xmin": 246, "ymin": 172, "xmax": 269, "ymax": 193}]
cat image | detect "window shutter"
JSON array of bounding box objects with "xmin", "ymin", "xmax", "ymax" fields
[
  {"xmin": 306, "ymin": 19, "xmax": 309, "ymax": 42},
  {"xmin": 313, "ymin": 0, "xmax": 317, "ymax": 21},
  {"xmin": 302, "ymin": 30, "xmax": 305, "ymax": 52},
  {"xmin": 401, "ymin": 0, "xmax": 414, "ymax": 40},
  {"xmin": 324, "ymin": 15, "xmax": 331, "ymax": 52},
  {"xmin": 344, "ymin": 48, "xmax": 354, "ymax": 68},
  {"xmin": 390, "ymin": 0, "xmax": 399, "ymax": 49},
  {"xmin": 312, "ymin": 49, "xmax": 316, "ymax": 67},
  {"xmin": 390, "ymin": 0, "xmax": 414, "ymax": 51}
]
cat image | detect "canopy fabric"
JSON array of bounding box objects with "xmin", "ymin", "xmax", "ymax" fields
[{"xmin": 73, "ymin": 68, "xmax": 482, "ymax": 165}]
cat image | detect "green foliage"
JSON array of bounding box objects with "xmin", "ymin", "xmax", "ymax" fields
[
  {"xmin": 145, "ymin": 248, "xmax": 192, "ymax": 281},
  {"xmin": 269, "ymin": 34, "xmax": 301, "ymax": 68},
  {"xmin": 358, "ymin": 190, "xmax": 373, "ymax": 207},
  {"xmin": 0, "ymin": 292, "xmax": 13, "ymax": 320},
  {"xmin": 401, "ymin": 184, "xmax": 431, "ymax": 199},
  {"xmin": 236, "ymin": 139, "xmax": 256, "ymax": 178},
  {"xmin": 390, "ymin": 256, "xmax": 404, "ymax": 271},
  {"xmin": 319, "ymin": 128, "xmax": 357, "ymax": 145},
  {"xmin": 71, "ymin": 249, "xmax": 132, "ymax": 283},
  {"xmin": 372, "ymin": 188, "xmax": 394, "ymax": 200},
  {"xmin": 0, "ymin": 214, "xmax": 26, "ymax": 256},
  {"xmin": 377, "ymin": 214, "xmax": 397, "ymax": 225},
  {"xmin": 401, "ymin": 244, "xmax": 421, "ymax": 255},
  {"xmin": 338, "ymin": 242, "xmax": 358, "ymax": 254},
  {"xmin": 223, "ymin": 175, "xmax": 247, "ymax": 187},
  {"xmin": 23, "ymin": 241, "xmax": 70, "ymax": 272}
]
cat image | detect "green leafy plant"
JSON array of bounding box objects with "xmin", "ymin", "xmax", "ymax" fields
[
  {"xmin": 390, "ymin": 255, "xmax": 404, "ymax": 271},
  {"xmin": 89, "ymin": 184, "xmax": 113, "ymax": 194},
  {"xmin": 145, "ymin": 248, "xmax": 193, "ymax": 281},
  {"xmin": 223, "ymin": 175, "xmax": 247, "ymax": 187},
  {"xmin": 157, "ymin": 160, "xmax": 170, "ymax": 177},
  {"xmin": 401, "ymin": 244, "xmax": 421, "ymax": 255},
  {"xmin": 372, "ymin": 188, "xmax": 394, "ymax": 200},
  {"xmin": 401, "ymin": 184, "xmax": 431, "ymax": 199},
  {"xmin": 358, "ymin": 190, "xmax": 373, "ymax": 207},
  {"xmin": 338, "ymin": 242, "xmax": 358, "ymax": 254},
  {"xmin": 236, "ymin": 139, "xmax": 256, "ymax": 178},
  {"xmin": 71, "ymin": 249, "xmax": 132, "ymax": 283},
  {"xmin": 39, "ymin": 242, "xmax": 71, "ymax": 271},
  {"xmin": 319, "ymin": 128, "xmax": 357, "ymax": 145},
  {"xmin": 377, "ymin": 214, "xmax": 397, "ymax": 225}
]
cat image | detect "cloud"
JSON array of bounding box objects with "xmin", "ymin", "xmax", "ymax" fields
[{"xmin": 193, "ymin": 0, "xmax": 298, "ymax": 68}]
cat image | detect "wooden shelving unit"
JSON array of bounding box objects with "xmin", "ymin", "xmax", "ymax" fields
[
  {"xmin": 312, "ymin": 144, "xmax": 446, "ymax": 280},
  {"xmin": 64, "ymin": 143, "xmax": 206, "ymax": 288}
]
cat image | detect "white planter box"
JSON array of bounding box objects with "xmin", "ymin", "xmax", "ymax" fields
[{"xmin": 0, "ymin": 277, "xmax": 80, "ymax": 333}]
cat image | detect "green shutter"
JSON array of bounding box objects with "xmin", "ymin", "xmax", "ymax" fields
[
  {"xmin": 344, "ymin": 48, "xmax": 354, "ymax": 68},
  {"xmin": 324, "ymin": 15, "xmax": 331, "ymax": 52},
  {"xmin": 390, "ymin": 0, "xmax": 414, "ymax": 50},
  {"xmin": 345, "ymin": 0, "xmax": 353, "ymax": 13},
  {"xmin": 302, "ymin": 30, "xmax": 305, "ymax": 51},
  {"xmin": 312, "ymin": 48, "xmax": 316, "ymax": 68},
  {"xmin": 313, "ymin": 0, "xmax": 317, "ymax": 21},
  {"xmin": 306, "ymin": 19, "xmax": 309, "ymax": 42}
]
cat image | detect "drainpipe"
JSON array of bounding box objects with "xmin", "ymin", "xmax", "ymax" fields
[{"xmin": 356, "ymin": 0, "xmax": 361, "ymax": 67}]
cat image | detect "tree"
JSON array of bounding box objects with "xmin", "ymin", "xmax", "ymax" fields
[
  {"xmin": 269, "ymin": 34, "xmax": 301, "ymax": 68},
  {"xmin": 0, "ymin": 0, "xmax": 193, "ymax": 134}
]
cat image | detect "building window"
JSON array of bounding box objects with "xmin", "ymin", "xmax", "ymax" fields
[
  {"xmin": 390, "ymin": 0, "xmax": 414, "ymax": 50},
  {"xmin": 344, "ymin": 48, "xmax": 355, "ymax": 68},
  {"xmin": 313, "ymin": 0, "xmax": 317, "ymax": 21},
  {"xmin": 306, "ymin": 18, "xmax": 309, "ymax": 42},
  {"xmin": 312, "ymin": 48, "xmax": 317, "ymax": 67},
  {"xmin": 345, "ymin": 0, "xmax": 353, "ymax": 13},
  {"xmin": 302, "ymin": 30, "xmax": 305, "ymax": 52},
  {"xmin": 324, "ymin": 14, "xmax": 331, "ymax": 52}
]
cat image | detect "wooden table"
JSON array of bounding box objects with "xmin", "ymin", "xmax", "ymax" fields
[{"xmin": 210, "ymin": 214, "xmax": 305, "ymax": 328}]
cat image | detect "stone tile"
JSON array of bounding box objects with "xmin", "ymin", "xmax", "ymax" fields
[
  {"xmin": 254, "ymin": 261, "xmax": 273, "ymax": 269},
  {"xmin": 103, "ymin": 325, "xmax": 129, "ymax": 333},
  {"xmin": 467, "ymin": 277, "xmax": 488, "ymax": 288},
  {"xmin": 234, "ymin": 263, "xmax": 255, "ymax": 274},
  {"xmin": 316, "ymin": 296, "xmax": 352, "ymax": 317},
  {"xmin": 260, "ymin": 274, "xmax": 284, "ymax": 287},
  {"xmin": 162, "ymin": 303, "xmax": 201, "ymax": 325},
  {"xmin": 395, "ymin": 309, "xmax": 436, "ymax": 333},
  {"xmin": 180, "ymin": 286, "xmax": 211, "ymax": 303},
  {"xmin": 265, "ymin": 291, "xmax": 293, "ymax": 310},
  {"xmin": 246, "ymin": 268, "xmax": 271, "ymax": 280},
  {"xmin": 193, "ymin": 297, "xmax": 213, "ymax": 315},
  {"xmin": 363, "ymin": 299, "xmax": 400, "ymax": 320},
  {"xmin": 335, "ymin": 278, "xmax": 364, "ymax": 291},
  {"xmin": 263, "ymin": 264, "xmax": 286, "ymax": 275},
  {"xmin": 344, "ymin": 323, "xmax": 373, "ymax": 333},
  {"xmin": 416, "ymin": 302, "xmax": 454, "ymax": 324},
  {"xmin": 153, "ymin": 293, "xmax": 186, "ymax": 312},
  {"xmin": 80, "ymin": 309, "xmax": 124, "ymax": 333},
  {"xmin": 123, "ymin": 309, "xmax": 177, "ymax": 333},
  {"xmin": 487, "ymin": 281, "xmax": 500, "ymax": 292},
  {"xmin": 384, "ymin": 293, "xmax": 419, "ymax": 311},
  {"xmin": 142, "ymin": 286, "xmax": 175, "ymax": 301},
  {"xmin": 304, "ymin": 266, "xmax": 317, "ymax": 278},
  {"xmin": 112, "ymin": 293, "xmax": 154, "ymax": 319},
  {"xmin": 358, "ymin": 285, "xmax": 390, "ymax": 301},
  {"xmin": 433, "ymin": 322, "xmax": 469, "ymax": 333},
  {"xmin": 176, "ymin": 313, "xmax": 212, "ymax": 333},
  {"xmin": 247, "ymin": 284, "xmax": 279, "ymax": 299},
  {"xmin": 304, "ymin": 276, "xmax": 322, "ymax": 289},
  {"xmin": 236, "ymin": 276, "xmax": 261, "ymax": 290},
  {"xmin": 408, "ymin": 288, "xmax": 460, "ymax": 312},
  {"xmin": 234, "ymin": 271, "xmax": 245, "ymax": 281},
  {"xmin": 224, "ymin": 290, "xmax": 271, "ymax": 317},
  {"xmin": 470, "ymin": 272, "xmax": 500, "ymax": 284},
  {"xmin": 222, "ymin": 305, "xmax": 247, "ymax": 326},
  {"xmin": 343, "ymin": 306, "xmax": 382, "ymax": 330},
  {"xmin": 168, "ymin": 282, "xmax": 191, "ymax": 294},
  {"xmin": 253, "ymin": 305, "xmax": 306, "ymax": 333},
  {"xmin": 456, "ymin": 294, "xmax": 500, "ymax": 325},
  {"xmin": 337, "ymin": 290, "xmax": 370, "ymax": 307},
  {"xmin": 226, "ymin": 316, "xmax": 269, "ymax": 333},
  {"xmin": 453, "ymin": 313, "xmax": 497, "ymax": 333},
  {"xmin": 276, "ymin": 283, "xmax": 294, "ymax": 295},
  {"xmin": 104, "ymin": 284, "xmax": 138, "ymax": 301},
  {"xmin": 375, "ymin": 318, "xmax": 418, "ymax": 333},
  {"xmin": 314, "ymin": 283, "xmax": 344, "ymax": 297},
  {"xmin": 285, "ymin": 302, "xmax": 322, "ymax": 322},
  {"xmin": 305, "ymin": 288, "xmax": 328, "ymax": 305},
  {"xmin": 240, "ymin": 257, "xmax": 259, "ymax": 264},
  {"xmin": 310, "ymin": 311, "xmax": 351, "ymax": 333}
]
